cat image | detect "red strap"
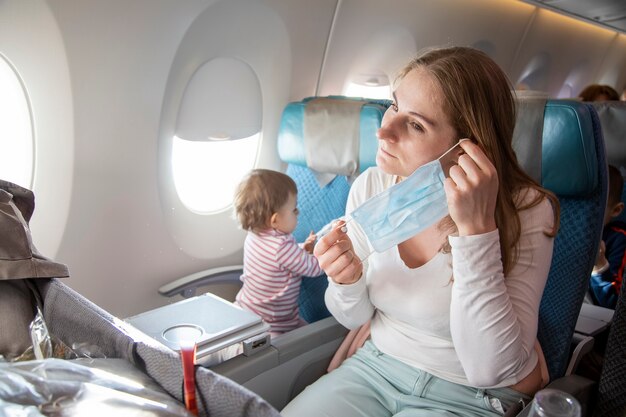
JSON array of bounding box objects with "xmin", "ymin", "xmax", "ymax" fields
[{"xmin": 180, "ymin": 341, "xmax": 198, "ymax": 415}]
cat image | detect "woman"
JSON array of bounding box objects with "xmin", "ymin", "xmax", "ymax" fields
[{"xmin": 282, "ymin": 46, "xmax": 559, "ymax": 416}]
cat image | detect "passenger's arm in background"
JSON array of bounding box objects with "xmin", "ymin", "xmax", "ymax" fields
[{"xmin": 590, "ymin": 224, "xmax": 626, "ymax": 309}]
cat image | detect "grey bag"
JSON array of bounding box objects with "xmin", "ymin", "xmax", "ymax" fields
[
  {"xmin": 0, "ymin": 179, "xmax": 69, "ymax": 359},
  {"xmin": 0, "ymin": 179, "xmax": 69, "ymax": 280}
]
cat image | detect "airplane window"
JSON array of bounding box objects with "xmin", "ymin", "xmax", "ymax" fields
[
  {"xmin": 172, "ymin": 134, "xmax": 259, "ymax": 214},
  {"xmin": 0, "ymin": 54, "xmax": 33, "ymax": 188},
  {"xmin": 172, "ymin": 57, "xmax": 262, "ymax": 214},
  {"xmin": 343, "ymin": 73, "xmax": 392, "ymax": 99},
  {"xmin": 344, "ymin": 82, "xmax": 392, "ymax": 100},
  {"xmin": 342, "ymin": 27, "xmax": 414, "ymax": 101}
]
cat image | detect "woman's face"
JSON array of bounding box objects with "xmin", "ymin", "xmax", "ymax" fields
[{"xmin": 376, "ymin": 67, "xmax": 458, "ymax": 178}]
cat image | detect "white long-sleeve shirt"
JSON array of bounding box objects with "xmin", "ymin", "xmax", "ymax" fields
[
  {"xmin": 325, "ymin": 167, "xmax": 555, "ymax": 388},
  {"xmin": 237, "ymin": 229, "xmax": 323, "ymax": 333}
]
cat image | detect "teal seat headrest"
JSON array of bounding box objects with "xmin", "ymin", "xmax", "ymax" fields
[
  {"xmin": 541, "ymin": 100, "xmax": 598, "ymax": 196},
  {"xmin": 277, "ymin": 96, "xmax": 388, "ymax": 173}
]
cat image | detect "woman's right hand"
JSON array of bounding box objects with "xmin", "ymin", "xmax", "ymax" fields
[{"xmin": 313, "ymin": 220, "xmax": 363, "ymax": 285}]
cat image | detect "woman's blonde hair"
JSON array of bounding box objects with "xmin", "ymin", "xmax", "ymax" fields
[
  {"xmin": 398, "ymin": 46, "xmax": 560, "ymax": 275},
  {"xmin": 234, "ymin": 169, "xmax": 297, "ymax": 231}
]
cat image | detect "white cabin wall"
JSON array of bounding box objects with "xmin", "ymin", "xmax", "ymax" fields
[
  {"xmin": 597, "ymin": 34, "xmax": 626, "ymax": 92},
  {"xmin": 39, "ymin": 0, "xmax": 337, "ymax": 318},
  {"xmin": 318, "ymin": 0, "xmax": 538, "ymax": 95},
  {"xmin": 263, "ymin": 0, "xmax": 338, "ymax": 100},
  {"xmin": 318, "ymin": 0, "xmax": 626, "ymax": 99},
  {"xmin": 45, "ymin": 0, "xmax": 226, "ymax": 317},
  {"xmin": 509, "ymin": 8, "xmax": 619, "ymax": 97}
]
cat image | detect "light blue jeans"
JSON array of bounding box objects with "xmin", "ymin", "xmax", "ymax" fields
[{"xmin": 282, "ymin": 341, "xmax": 530, "ymax": 416}]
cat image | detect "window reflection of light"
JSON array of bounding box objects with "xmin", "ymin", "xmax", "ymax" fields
[
  {"xmin": 172, "ymin": 134, "xmax": 259, "ymax": 214},
  {"xmin": 0, "ymin": 55, "xmax": 33, "ymax": 188},
  {"xmin": 343, "ymin": 82, "xmax": 392, "ymax": 100}
]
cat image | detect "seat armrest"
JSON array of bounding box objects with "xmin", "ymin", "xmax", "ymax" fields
[
  {"xmin": 211, "ymin": 316, "xmax": 347, "ymax": 382},
  {"xmin": 575, "ymin": 303, "xmax": 614, "ymax": 336},
  {"xmin": 271, "ymin": 315, "xmax": 349, "ymax": 362},
  {"xmin": 158, "ymin": 265, "xmax": 243, "ymax": 298},
  {"xmin": 209, "ymin": 316, "xmax": 349, "ymax": 410},
  {"xmin": 544, "ymin": 375, "xmax": 597, "ymax": 417},
  {"xmin": 565, "ymin": 333, "xmax": 595, "ymax": 376},
  {"xmin": 514, "ymin": 375, "xmax": 597, "ymax": 417},
  {"xmin": 580, "ymin": 303, "xmax": 614, "ymax": 323}
]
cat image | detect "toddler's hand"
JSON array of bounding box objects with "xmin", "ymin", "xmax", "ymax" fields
[{"xmin": 303, "ymin": 231, "xmax": 316, "ymax": 254}]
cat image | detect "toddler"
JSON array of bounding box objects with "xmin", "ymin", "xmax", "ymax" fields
[{"xmin": 234, "ymin": 169, "xmax": 322, "ymax": 334}]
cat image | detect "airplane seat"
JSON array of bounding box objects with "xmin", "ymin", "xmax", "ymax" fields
[
  {"xmin": 506, "ymin": 99, "xmax": 608, "ymax": 416},
  {"xmin": 590, "ymin": 101, "xmax": 626, "ymax": 223},
  {"xmin": 0, "ymin": 180, "xmax": 279, "ymax": 417},
  {"xmin": 582, "ymin": 101, "xmax": 626, "ymax": 417},
  {"xmin": 278, "ymin": 96, "xmax": 390, "ymax": 323},
  {"xmin": 594, "ymin": 268, "xmax": 626, "ymax": 416}
]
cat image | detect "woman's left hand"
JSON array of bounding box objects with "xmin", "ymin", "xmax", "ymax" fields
[{"xmin": 443, "ymin": 140, "xmax": 498, "ymax": 236}]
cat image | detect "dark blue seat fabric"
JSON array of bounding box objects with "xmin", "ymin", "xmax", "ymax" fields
[
  {"xmin": 594, "ymin": 277, "xmax": 626, "ymax": 417},
  {"xmin": 289, "ymin": 165, "xmax": 351, "ymax": 322},
  {"xmin": 533, "ymin": 102, "xmax": 607, "ymax": 381}
]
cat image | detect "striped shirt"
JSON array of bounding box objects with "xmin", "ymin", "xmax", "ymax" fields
[{"xmin": 236, "ymin": 229, "xmax": 323, "ymax": 333}]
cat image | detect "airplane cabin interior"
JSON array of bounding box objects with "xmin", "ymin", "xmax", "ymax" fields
[{"xmin": 1, "ymin": 0, "xmax": 626, "ymax": 416}]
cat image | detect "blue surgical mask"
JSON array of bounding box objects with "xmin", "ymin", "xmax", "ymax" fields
[{"xmin": 349, "ymin": 140, "xmax": 467, "ymax": 254}]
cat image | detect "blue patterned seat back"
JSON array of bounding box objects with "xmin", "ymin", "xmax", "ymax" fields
[
  {"xmin": 288, "ymin": 165, "xmax": 351, "ymax": 322},
  {"xmin": 594, "ymin": 269, "xmax": 626, "ymax": 416},
  {"xmin": 528, "ymin": 101, "xmax": 608, "ymax": 381},
  {"xmin": 278, "ymin": 96, "xmax": 389, "ymax": 323},
  {"xmin": 591, "ymin": 101, "xmax": 626, "ymax": 224}
]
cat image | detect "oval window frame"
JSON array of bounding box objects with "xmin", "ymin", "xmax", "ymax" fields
[
  {"xmin": 0, "ymin": 52, "xmax": 34, "ymax": 189},
  {"xmin": 172, "ymin": 57, "xmax": 262, "ymax": 214}
]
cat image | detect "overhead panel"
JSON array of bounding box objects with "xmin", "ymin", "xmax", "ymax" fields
[{"xmin": 522, "ymin": 0, "xmax": 626, "ymax": 33}]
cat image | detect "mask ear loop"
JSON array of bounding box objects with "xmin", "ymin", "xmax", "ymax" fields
[
  {"xmin": 437, "ymin": 138, "xmax": 470, "ymax": 179},
  {"xmin": 437, "ymin": 138, "xmax": 470, "ymax": 162}
]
